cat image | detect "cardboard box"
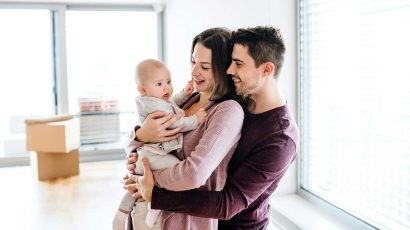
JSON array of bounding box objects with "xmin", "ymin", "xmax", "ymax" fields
[
  {"xmin": 31, "ymin": 149, "xmax": 80, "ymax": 181},
  {"xmin": 25, "ymin": 115, "xmax": 80, "ymax": 153}
]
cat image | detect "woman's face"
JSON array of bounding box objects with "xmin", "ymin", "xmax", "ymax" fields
[{"xmin": 191, "ymin": 43, "xmax": 215, "ymax": 94}]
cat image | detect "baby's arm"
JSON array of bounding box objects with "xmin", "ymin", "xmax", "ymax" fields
[
  {"xmin": 168, "ymin": 107, "xmax": 207, "ymax": 132},
  {"xmin": 172, "ymin": 84, "xmax": 192, "ymax": 107}
]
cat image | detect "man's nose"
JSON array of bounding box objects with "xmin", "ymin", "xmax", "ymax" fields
[{"xmin": 226, "ymin": 63, "xmax": 234, "ymax": 75}]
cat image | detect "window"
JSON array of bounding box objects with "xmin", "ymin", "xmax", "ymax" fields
[
  {"xmin": 299, "ymin": 0, "xmax": 410, "ymax": 229},
  {"xmin": 0, "ymin": 4, "xmax": 162, "ymax": 163},
  {"xmin": 66, "ymin": 10, "xmax": 158, "ymax": 114},
  {"xmin": 0, "ymin": 9, "xmax": 55, "ymax": 157},
  {"xmin": 65, "ymin": 10, "xmax": 159, "ymax": 145}
]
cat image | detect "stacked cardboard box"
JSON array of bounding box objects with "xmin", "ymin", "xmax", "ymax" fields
[{"xmin": 25, "ymin": 114, "xmax": 80, "ymax": 181}]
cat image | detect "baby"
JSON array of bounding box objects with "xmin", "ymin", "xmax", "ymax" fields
[{"xmin": 113, "ymin": 59, "xmax": 207, "ymax": 230}]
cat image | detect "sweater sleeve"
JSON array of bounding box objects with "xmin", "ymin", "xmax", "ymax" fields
[
  {"xmin": 153, "ymin": 100, "xmax": 244, "ymax": 191},
  {"xmin": 169, "ymin": 115, "xmax": 198, "ymax": 132},
  {"xmin": 151, "ymin": 134, "xmax": 297, "ymax": 219}
]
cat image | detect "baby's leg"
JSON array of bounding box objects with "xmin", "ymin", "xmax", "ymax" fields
[
  {"xmin": 113, "ymin": 193, "xmax": 135, "ymax": 230},
  {"xmin": 136, "ymin": 149, "xmax": 180, "ymax": 174},
  {"xmin": 145, "ymin": 202, "xmax": 163, "ymax": 228},
  {"xmin": 131, "ymin": 201, "xmax": 162, "ymax": 230}
]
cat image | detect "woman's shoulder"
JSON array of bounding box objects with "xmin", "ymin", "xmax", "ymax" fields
[{"xmin": 211, "ymin": 99, "xmax": 244, "ymax": 116}]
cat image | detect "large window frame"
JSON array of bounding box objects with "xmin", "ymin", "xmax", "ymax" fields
[
  {"xmin": 297, "ymin": 0, "xmax": 410, "ymax": 229},
  {"xmin": 297, "ymin": 0, "xmax": 371, "ymax": 227},
  {"xmin": 0, "ymin": 2, "xmax": 164, "ymax": 167}
]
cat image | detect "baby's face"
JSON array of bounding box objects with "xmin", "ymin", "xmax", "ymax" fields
[{"xmin": 142, "ymin": 69, "xmax": 173, "ymax": 101}]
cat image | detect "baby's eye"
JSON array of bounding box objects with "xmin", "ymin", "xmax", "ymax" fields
[
  {"xmin": 167, "ymin": 80, "xmax": 172, "ymax": 84},
  {"xmin": 155, "ymin": 82, "xmax": 162, "ymax": 87}
]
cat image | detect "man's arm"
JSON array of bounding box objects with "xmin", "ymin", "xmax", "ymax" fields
[{"xmin": 151, "ymin": 134, "xmax": 297, "ymax": 219}]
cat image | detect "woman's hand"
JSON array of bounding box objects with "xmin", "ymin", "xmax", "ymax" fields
[
  {"xmin": 130, "ymin": 157, "xmax": 155, "ymax": 202},
  {"xmin": 136, "ymin": 111, "xmax": 184, "ymax": 143}
]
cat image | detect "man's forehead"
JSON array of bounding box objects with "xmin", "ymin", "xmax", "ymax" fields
[
  {"xmin": 233, "ymin": 43, "xmax": 248, "ymax": 51},
  {"xmin": 232, "ymin": 44, "xmax": 250, "ymax": 59}
]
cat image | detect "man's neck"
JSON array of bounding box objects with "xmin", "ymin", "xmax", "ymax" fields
[{"xmin": 247, "ymin": 81, "xmax": 286, "ymax": 114}]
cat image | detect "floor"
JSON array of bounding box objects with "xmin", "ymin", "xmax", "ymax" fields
[{"xmin": 0, "ymin": 160, "xmax": 127, "ymax": 230}]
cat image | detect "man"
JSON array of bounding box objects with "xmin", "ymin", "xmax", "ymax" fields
[{"xmin": 126, "ymin": 26, "xmax": 299, "ymax": 229}]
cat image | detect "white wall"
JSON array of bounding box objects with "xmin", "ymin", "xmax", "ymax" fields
[{"xmin": 164, "ymin": 0, "xmax": 298, "ymax": 195}]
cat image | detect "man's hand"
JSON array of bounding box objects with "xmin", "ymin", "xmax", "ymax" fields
[
  {"xmin": 131, "ymin": 157, "xmax": 155, "ymax": 202},
  {"xmin": 123, "ymin": 174, "xmax": 145, "ymax": 201},
  {"xmin": 136, "ymin": 111, "xmax": 184, "ymax": 143},
  {"xmin": 126, "ymin": 152, "xmax": 138, "ymax": 174}
]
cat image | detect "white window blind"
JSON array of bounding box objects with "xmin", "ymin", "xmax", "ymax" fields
[{"xmin": 300, "ymin": 0, "xmax": 410, "ymax": 229}]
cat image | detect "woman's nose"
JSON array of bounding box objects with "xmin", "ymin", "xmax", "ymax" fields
[{"xmin": 191, "ymin": 63, "xmax": 200, "ymax": 76}]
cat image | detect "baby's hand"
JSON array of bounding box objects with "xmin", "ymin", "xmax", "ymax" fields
[
  {"xmin": 195, "ymin": 108, "xmax": 207, "ymax": 124},
  {"xmin": 183, "ymin": 80, "xmax": 194, "ymax": 96}
]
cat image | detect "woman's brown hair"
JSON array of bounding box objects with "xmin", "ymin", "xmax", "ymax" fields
[{"xmin": 191, "ymin": 28, "xmax": 235, "ymax": 103}]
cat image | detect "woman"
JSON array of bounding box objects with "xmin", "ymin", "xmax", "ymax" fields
[{"xmin": 125, "ymin": 28, "xmax": 244, "ymax": 229}]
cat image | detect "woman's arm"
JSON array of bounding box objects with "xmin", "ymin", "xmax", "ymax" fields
[
  {"xmin": 127, "ymin": 111, "xmax": 184, "ymax": 145},
  {"xmin": 153, "ymin": 101, "xmax": 244, "ymax": 191},
  {"xmin": 124, "ymin": 112, "xmax": 183, "ymax": 174}
]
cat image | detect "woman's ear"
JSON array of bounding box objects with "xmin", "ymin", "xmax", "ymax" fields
[
  {"xmin": 262, "ymin": 62, "xmax": 275, "ymax": 77},
  {"xmin": 137, "ymin": 85, "xmax": 146, "ymax": 95}
]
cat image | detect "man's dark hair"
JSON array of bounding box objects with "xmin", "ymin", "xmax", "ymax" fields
[
  {"xmin": 191, "ymin": 27, "xmax": 235, "ymax": 102},
  {"xmin": 231, "ymin": 26, "xmax": 286, "ymax": 77}
]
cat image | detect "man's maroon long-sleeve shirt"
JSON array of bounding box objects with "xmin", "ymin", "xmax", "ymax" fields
[{"xmin": 151, "ymin": 104, "xmax": 299, "ymax": 229}]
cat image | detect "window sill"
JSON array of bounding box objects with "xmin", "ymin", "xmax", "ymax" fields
[{"xmin": 270, "ymin": 194, "xmax": 351, "ymax": 230}]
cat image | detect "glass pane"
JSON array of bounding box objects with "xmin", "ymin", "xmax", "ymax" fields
[
  {"xmin": 65, "ymin": 10, "xmax": 158, "ymax": 146},
  {"xmin": 0, "ymin": 9, "xmax": 55, "ymax": 157}
]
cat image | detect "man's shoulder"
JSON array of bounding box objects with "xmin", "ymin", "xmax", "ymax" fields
[{"xmin": 243, "ymin": 105, "xmax": 298, "ymax": 145}]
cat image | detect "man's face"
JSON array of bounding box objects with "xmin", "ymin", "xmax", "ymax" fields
[{"xmin": 227, "ymin": 44, "xmax": 264, "ymax": 96}]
